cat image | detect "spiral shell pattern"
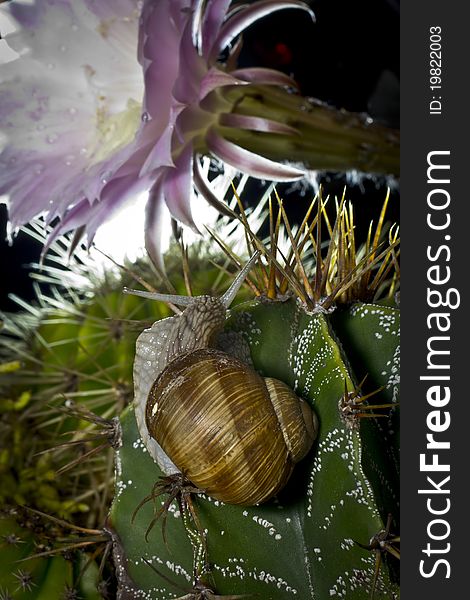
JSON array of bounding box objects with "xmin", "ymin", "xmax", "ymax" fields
[{"xmin": 146, "ymin": 348, "xmax": 317, "ymax": 505}]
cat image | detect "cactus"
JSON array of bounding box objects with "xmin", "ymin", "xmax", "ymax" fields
[
  {"xmin": 0, "ymin": 510, "xmax": 103, "ymax": 600},
  {"xmin": 0, "ymin": 193, "xmax": 399, "ymax": 599},
  {"xmin": 108, "ymin": 298, "xmax": 399, "ymax": 599}
]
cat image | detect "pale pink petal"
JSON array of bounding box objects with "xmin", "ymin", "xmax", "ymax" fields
[
  {"xmin": 144, "ymin": 178, "xmax": 166, "ymax": 273},
  {"xmin": 7, "ymin": 1, "xmax": 43, "ymax": 29},
  {"xmin": 1, "ymin": 0, "xmax": 144, "ymax": 229},
  {"xmin": 141, "ymin": 1, "xmax": 181, "ymax": 121},
  {"xmin": 83, "ymin": 0, "xmax": 140, "ymax": 20},
  {"xmin": 139, "ymin": 104, "xmax": 186, "ymax": 177},
  {"xmin": 167, "ymin": 0, "xmax": 193, "ymax": 30},
  {"xmin": 162, "ymin": 143, "xmax": 199, "ymax": 231},
  {"xmin": 172, "ymin": 16, "xmax": 207, "ymax": 103},
  {"xmin": 219, "ymin": 113, "xmax": 299, "ymax": 135},
  {"xmin": 199, "ymin": 67, "xmax": 244, "ymax": 99},
  {"xmin": 42, "ymin": 198, "xmax": 94, "ymax": 256},
  {"xmin": 231, "ymin": 67, "xmax": 298, "ymax": 88},
  {"xmin": 209, "ymin": 0, "xmax": 315, "ymax": 61},
  {"xmin": 206, "ymin": 127, "xmax": 305, "ymax": 181},
  {"xmin": 200, "ymin": 0, "xmax": 232, "ymax": 57},
  {"xmin": 139, "ymin": 127, "xmax": 175, "ymax": 177}
]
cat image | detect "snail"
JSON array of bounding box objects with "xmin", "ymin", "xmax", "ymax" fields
[{"xmin": 125, "ymin": 254, "xmax": 318, "ymax": 506}]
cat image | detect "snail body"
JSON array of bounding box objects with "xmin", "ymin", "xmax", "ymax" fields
[{"xmin": 128, "ymin": 255, "xmax": 318, "ymax": 505}]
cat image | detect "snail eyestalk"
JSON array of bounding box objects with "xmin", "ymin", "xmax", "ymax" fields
[
  {"xmin": 122, "ymin": 288, "xmax": 194, "ymax": 306},
  {"xmin": 123, "ymin": 252, "xmax": 260, "ymax": 308},
  {"xmin": 220, "ymin": 251, "xmax": 260, "ymax": 308}
]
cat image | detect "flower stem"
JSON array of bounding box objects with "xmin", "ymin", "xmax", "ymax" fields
[{"xmin": 221, "ymin": 86, "xmax": 400, "ymax": 176}]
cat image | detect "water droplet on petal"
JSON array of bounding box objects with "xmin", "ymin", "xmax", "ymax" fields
[
  {"xmin": 34, "ymin": 164, "xmax": 45, "ymax": 175},
  {"xmin": 59, "ymin": 44, "xmax": 67, "ymax": 52},
  {"xmin": 101, "ymin": 171, "xmax": 111, "ymax": 184},
  {"xmin": 64, "ymin": 154, "xmax": 75, "ymax": 166},
  {"xmin": 71, "ymin": 23, "xmax": 79, "ymax": 32},
  {"xmin": 79, "ymin": 147, "xmax": 88, "ymax": 155},
  {"xmin": 47, "ymin": 133, "xmax": 58, "ymax": 144},
  {"xmin": 141, "ymin": 111, "xmax": 151, "ymax": 123}
]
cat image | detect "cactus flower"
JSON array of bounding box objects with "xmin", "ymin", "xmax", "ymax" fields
[{"xmin": 0, "ymin": 0, "xmax": 313, "ymax": 266}]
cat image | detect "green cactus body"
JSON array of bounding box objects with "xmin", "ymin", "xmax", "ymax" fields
[
  {"xmin": 109, "ymin": 297, "xmax": 400, "ymax": 599},
  {"xmin": 0, "ymin": 515, "xmax": 101, "ymax": 600}
]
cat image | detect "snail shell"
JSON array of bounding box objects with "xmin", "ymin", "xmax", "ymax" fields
[
  {"xmin": 147, "ymin": 347, "xmax": 316, "ymax": 505},
  {"xmin": 128, "ymin": 255, "xmax": 318, "ymax": 505}
]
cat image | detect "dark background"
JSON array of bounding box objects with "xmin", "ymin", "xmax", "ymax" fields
[{"xmin": 0, "ymin": 0, "xmax": 399, "ymax": 311}]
